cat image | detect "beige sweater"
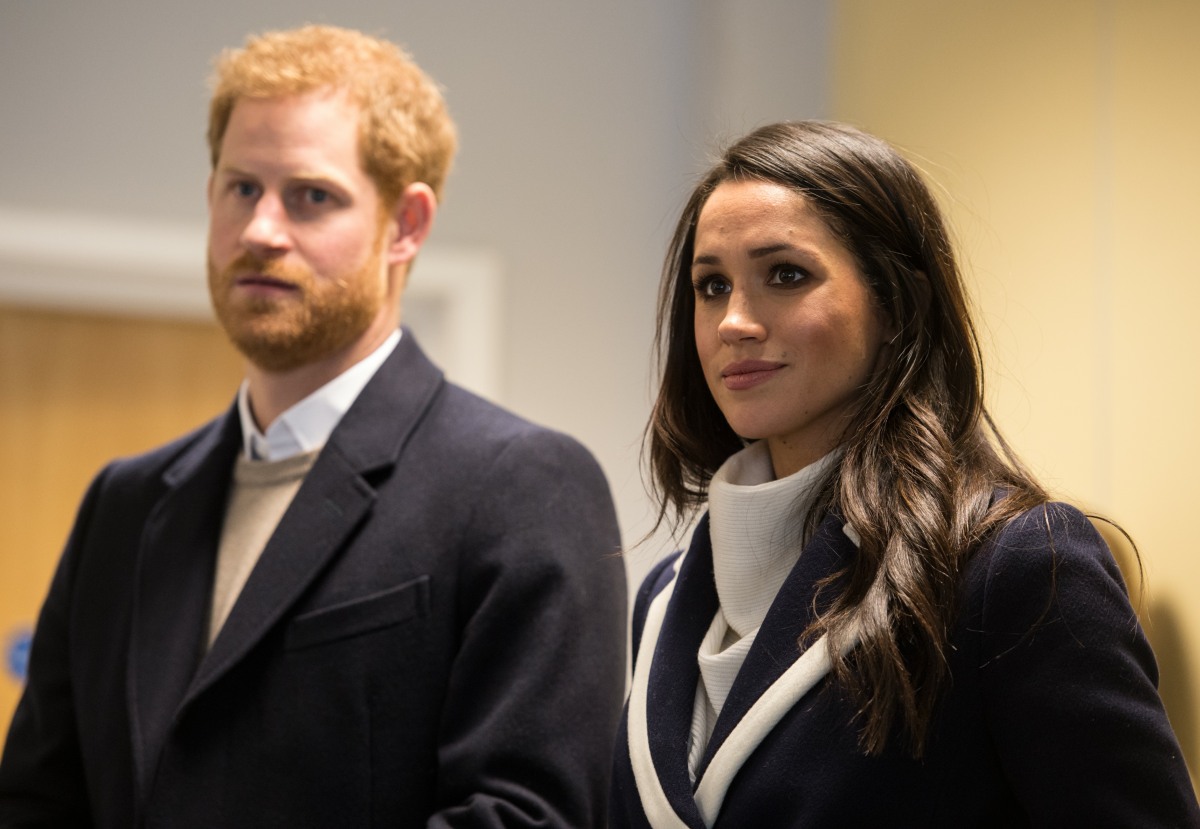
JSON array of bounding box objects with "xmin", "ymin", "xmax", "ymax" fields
[{"xmin": 207, "ymin": 450, "xmax": 319, "ymax": 646}]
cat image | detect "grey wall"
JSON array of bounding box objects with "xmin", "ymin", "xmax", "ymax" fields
[{"xmin": 0, "ymin": 0, "xmax": 831, "ymax": 571}]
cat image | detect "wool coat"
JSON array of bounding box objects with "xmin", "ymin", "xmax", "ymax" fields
[
  {"xmin": 0, "ymin": 330, "xmax": 628, "ymax": 828},
  {"xmin": 611, "ymin": 505, "xmax": 1199, "ymax": 827}
]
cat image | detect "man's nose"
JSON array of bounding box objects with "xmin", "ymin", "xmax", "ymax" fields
[{"xmin": 240, "ymin": 193, "xmax": 291, "ymax": 254}]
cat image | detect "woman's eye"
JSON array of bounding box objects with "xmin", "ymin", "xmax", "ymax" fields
[
  {"xmin": 234, "ymin": 181, "xmax": 258, "ymax": 199},
  {"xmin": 694, "ymin": 276, "xmax": 730, "ymax": 298},
  {"xmin": 769, "ymin": 265, "xmax": 808, "ymax": 286},
  {"xmin": 304, "ymin": 187, "xmax": 331, "ymax": 205}
]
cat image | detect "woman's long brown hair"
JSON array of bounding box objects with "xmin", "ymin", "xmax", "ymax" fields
[{"xmin": 648, "ymin": 121, "xmax": 1051, "ymax": 756}]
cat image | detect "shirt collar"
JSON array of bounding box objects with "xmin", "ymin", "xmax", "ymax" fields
[{"xmin": 238, "ymin": 329, "xmax": 401, "ymax": 461}]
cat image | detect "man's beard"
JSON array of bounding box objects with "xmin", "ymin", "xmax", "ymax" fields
[{"xmin": 207, "ymin": 243, "xmax": 387, "ymax": 373}]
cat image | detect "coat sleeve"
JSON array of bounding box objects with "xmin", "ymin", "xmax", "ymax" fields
[
  {"xmin": 974, "ymin": 503, "xmax": 1199, "ymax": 827},
  {"xmin": 426, "ymin": 428, "xmax": 627, "ymax": 829},
  {"xmin": 0, "ymin": 467, "xmax": 110, "ymax": 827}
]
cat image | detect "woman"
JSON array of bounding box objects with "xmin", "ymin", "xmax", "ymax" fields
[{"xmin": 610, "ymin": 121, "xmax": 1199, "ymax": 828}]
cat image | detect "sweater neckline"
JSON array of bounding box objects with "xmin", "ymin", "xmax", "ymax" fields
[{"xmin": 706, "ymin": 441, "xmax": 838, "ymax": 638}]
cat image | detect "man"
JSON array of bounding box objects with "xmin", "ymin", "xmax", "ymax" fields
[{"xmin": 0, "ymin": 25, "xmax": 627, "ymax": 827}]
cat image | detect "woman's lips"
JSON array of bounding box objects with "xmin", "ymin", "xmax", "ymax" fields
[{"xmin": 720, "ymin": 360, "xmax": 784, "ymax": 391}]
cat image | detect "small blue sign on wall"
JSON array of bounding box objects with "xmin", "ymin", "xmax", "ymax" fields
[{"xmin": 5, "ymin": 628, "xmax": 32, "ymax": 684}]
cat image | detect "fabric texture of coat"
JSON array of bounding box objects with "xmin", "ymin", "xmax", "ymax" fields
[
  {"xmin": 0, "ymin": 330, "xmax": 628, "ymax": 828},
  {"xmin": 611, "ymin": 504, "xmax": 1199, "ymax": 828}
]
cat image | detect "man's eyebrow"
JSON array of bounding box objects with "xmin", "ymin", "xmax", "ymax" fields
[{"xmin": 214, "ymin": 164, "xmax": 254, "ymax": 178}]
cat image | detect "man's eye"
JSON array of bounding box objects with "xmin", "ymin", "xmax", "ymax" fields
[
  {"xmin": 234, "ymin": 182, "xmax": 258, "ymax": 198},
  {"xmin": 305, "ymin": 188, "xmax": 331, "ymax": 204}
]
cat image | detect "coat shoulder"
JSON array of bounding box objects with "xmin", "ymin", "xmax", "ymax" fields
[
  {"xmin": 429, "ymin": 381, "xmax": 607, "ymax": 482},
  {"xmin": 962, "ymin": 501, "xmax": 1128, "ymax": 622}
]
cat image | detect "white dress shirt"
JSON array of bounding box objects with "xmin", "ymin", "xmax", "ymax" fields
[{"xmin": 237, "ymin": 329, "xmax": 401, "ymax": 461}]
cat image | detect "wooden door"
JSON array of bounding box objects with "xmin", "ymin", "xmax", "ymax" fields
[{"xmin": 0, "ymin": 305, "xmax": 243, "ymax": 730}]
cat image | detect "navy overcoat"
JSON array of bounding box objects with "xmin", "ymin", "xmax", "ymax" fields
[
  {"xmin": 612, "ymin": 506, "xmax": 1198, "ymax": 827},
  {"xmin": 1, "ymin": 330, "xmax": 628, "ymax": 828}
]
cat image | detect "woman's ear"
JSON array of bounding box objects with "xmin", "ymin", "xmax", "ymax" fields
[
  {"xmin": 910, "ymin": 270, "xmax": 932, "ymax": 317},
  {"xmin": 888, "ymin": 270, "xmax": 932, "ymax": 343},
  {"xmin": 386, "ymin": 182, "xmax": 437, "ymax": 266}
]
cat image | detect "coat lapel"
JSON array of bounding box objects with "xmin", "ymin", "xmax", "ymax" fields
[
  {"xmin": 637, "ymin": 517, "xmax": 718, "ymax": 827},
  {"xmin": 127, "ymin": 408, "xmax": 241, "ymax": 801},
  {"xmin": 698, "ymin": 511, "xmax": 857, "ymax": 774},
  {"xmin": 691, "ymin": 514, "xmax": 861, "ymax": 824},
  {"xmin": 633, "ymin": 510, "xmax": 862, "ymax": 828},
  {"xmin": 128, "ymin": 330, "xmax": 444, "ymax": 800},
  {"xmin": 184, "ymin": 331, "xmax": 445, "ymax": 707},
  {"xmin": 186, "ymin": 440, "xmax": 378, "ymax": 694}
]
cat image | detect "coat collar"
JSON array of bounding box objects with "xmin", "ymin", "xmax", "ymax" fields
[
  {"xmin": 699, "ymin": 513, "xmax": 855, "ymax": 774},
  {"xmin": 127, "ymin": 328, "xmax": 445, "ymax": 801},
  {"xmin": 631, "ymin": 511, "xmax": 859, "ymax": 828}
]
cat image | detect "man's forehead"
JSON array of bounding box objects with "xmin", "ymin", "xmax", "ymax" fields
[
  {"xmin": 215, "ymin": 92, "xmax": 371, "ymax": 184},
  {"xmin": 227, "ymin": 85, "xmax": 357, "ymax": 116}
]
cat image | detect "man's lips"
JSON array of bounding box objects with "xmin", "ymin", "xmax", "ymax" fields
[
  {"xmin": 233, "ymin": 274, "xmax": 300, "ymax": 293},
  {"xmin": 720, "ymin": 360, "xmax": 785, "ymax": 391}
]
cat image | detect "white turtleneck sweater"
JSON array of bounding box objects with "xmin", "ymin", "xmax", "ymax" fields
[{"xmin": 687, "ymin": 441, "xmax": 838, "ymax": 780}]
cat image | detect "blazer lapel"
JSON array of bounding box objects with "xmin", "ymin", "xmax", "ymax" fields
[
  {"xmin": 127, "ymin": 408, "xmax": 241, "ymax": 801},
  {"xmin": 694, "ymin": 513, "xmax": 858, "ymax": 780},
  {"xmin": 182, "ymin": 330, "xmax": 445, "ymax": 707},
  {"xmin": 632, "ymin": 512, "xmax": 860, "ymax": 828},
  {"xmin": 187, "ymin": 442, "xmax": 377, "ymax": 693},
  {"xmin": 636, "ymin": 517, "xmax": 719, "ymax": 827}
]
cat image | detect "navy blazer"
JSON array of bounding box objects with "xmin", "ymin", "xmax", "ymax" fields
[
  {"xmin": 612, "ymin": 506, "xmax": 1199, "ymax": 827},
  {"xmin": 0, "ymin": 330, "xmax": 628, "ymax": 828}
]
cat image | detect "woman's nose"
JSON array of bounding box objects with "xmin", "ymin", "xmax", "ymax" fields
[{"xmin": 717, "ymin": 291, "xmax": 765, "ymax": 343}]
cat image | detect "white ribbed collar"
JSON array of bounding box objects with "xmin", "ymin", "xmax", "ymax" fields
[
  {"xmin": 238, "ymin": 329, "xmax": 401, "ymax": 461},
  {"xmin": 706, "ymin": 441, "xmax": 838, "ymax": 639}
]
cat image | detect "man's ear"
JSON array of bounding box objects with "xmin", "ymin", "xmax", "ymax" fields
[{"xmin": 386, "ymin": 182, "xmax": 437, "ymax": 266}]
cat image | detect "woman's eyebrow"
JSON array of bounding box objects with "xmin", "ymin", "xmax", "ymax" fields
[
  {"xmin": 749, "ymin": 243, "xmax": 795, "ymax": 259},
  {"xmin": 694, "ymin": 242, "xmax": 797, "ymax": 267}
]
